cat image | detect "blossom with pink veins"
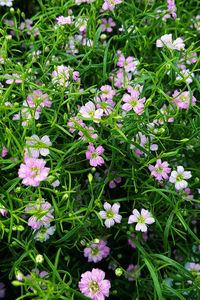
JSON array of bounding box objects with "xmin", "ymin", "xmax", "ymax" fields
[
  {"xmin": 86, "ymin": 144, "xmax": 105, "ymax": 167},
  {"xmin": 122, "ymin": 89, "xmax": 146, "ymax": 115}
]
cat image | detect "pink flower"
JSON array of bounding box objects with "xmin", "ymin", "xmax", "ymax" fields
[
  {"xmin": 1, "ymin": 146, "xmax": 8, "ymax": 158},
  {"xmin": 172, "ymin": 90, "xmax": 196, "ymax": 109},
  {"xmin": 122, "ymin": 89, "xmax": 146, "ymax": 115},
  {"xmin": 84, "ymin": 240, "xmax": 110, "ymax": 263},
  {"xmin": 56, "ymin": 16, "xmax": 73, "ymax": 25},
  {"xmin": 102, "ymin": 0, "xmax": 122, "ymax": 11},
  {"xmin": 80, "ymin": 101, "xmax": 103, "ymax": 123},
  {"xmin": 117, "ymin": 54, "xmax": 138, "ymax": 73},
  {"xmin": 148, "ymin": 159, "xmax": 171, "ymax": 181},
  {"xmin": 128, "ymin": 209, "xmax": 155, "ymax": 232},
  {"xmin": 26, "ymin": 90, "xmax": 51, "ymax": 108},
  {"xmin": 86, "ymin": 144, "xmax": 104, "ymax": 167},
  {"xmin": 78, "ymin": 268, "xmax": 111, "ymax": 300},
  {"xmin": 167, "ymin": 0, "xmax": 177, "ymax": 19},
  {"xmin": 18, "ymin": 158, "xmax": 50, "ymax": 187},
  {"xmin": 166, "ymin": 0, "xmax": 177, "ymax": 19},
  {"xmin": 100, "ymin": 85, "xmax": 116, "ymax": 101},
  {"xmin": 101, "ymin": 18, "xmax": 116, "ymax": 33},
  {"xmin": 99, "ymin": 202, "xmax": 122, "ymax": 228}
]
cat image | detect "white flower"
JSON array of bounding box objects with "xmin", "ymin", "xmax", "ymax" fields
[
  {"xmin": 176, "ymin": 69, "xmax": 194, "ymax": 84},
  {"xmin": 169, "ymin": 166, "xmax": 192, "ymax": 190},
  {"xmin": 25, "ymin": 135, "xmax": 52, "ymax": 158},
  {"xmin": 128, "ymin": 209, "xmax": 155, "ymax": 232},
  {"xmin": 99, "ymin": 202, "xmax": 122, "ymax": 228},
  {"xmin": 156, "ymin": 34, "xmax": 185, "ymax": 51},
  {"xmin": 34, "ymin": 225, "xmax": 56, "ymax": 242},
  {"xmin": 0, "ymin": 0, "xmax": 13, "ymax": 7}
]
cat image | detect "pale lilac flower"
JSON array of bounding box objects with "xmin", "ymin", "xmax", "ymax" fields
[
  {"xmin": 194, "ymin": 15, "xmax": 200, "ymax": 32},
  {"xmin": 25, "ymin": 200, "xmax": 54, "ymax": 230},
  {"xmin": 109, "ymin": 176, "xmax": 121, "ymax": 189},
  {"xmin": 128, "ymin": 209, "xmax": 155, "ymax": 232},
  {"xmin": 185, "ymin": 52, "xmax": 198, "ymax": 64},
  {"xmin": 51, "ymin": 179, "xmax": 60, "ymax": 188},
  {"xmin": 52, "ymin": 65, "xmax": 80, "ymax": 87},
  {"xmin": 79, "ymin": 268, "xmax": 111, "ymax": 300},
  {"xmin": 75, "ymin": 17, "xmax": 87, "ymax": 33},
  {"xmin": 130, "ymin": 132, "xmax": 158, "ymax": 156},
  {"xmin": 0, "ymin": 283, "xmax": 5, "ymax": 298},
  {"xmin": 16, "ymin": 271, "xmax": 24, "ymax": 281},
  {"xmin": 18, "ymin": 158, "xmax": 50, "ymax": 187},
  {"xmin": 128, "ymin": 232, "xmax": 148, "ymax": 249},
  {"xmin": 34, "ymin": 225, "xmax": 56, "ymax": 242},
  {"xmin": 176, "ymin": 69, "xmax": 194, "ymax": 84},
  {"xmin": 117, "ymin": 54, "xmax": 139, "ymax": 73},
  {"xmin": 78, "ymin": 125, "xmax": 98, "ymax": 140},
  {"xmin": 84, "ymin": 240, "xmax": 110, "ymax": 263},
  {"xmin": 86, "ymin": 144, "xmax": 104, "ymax": 167},
  {"xmin": 56, "ymin": 16, "xmax": 73, "ymax": 25},
  {"xmin": 167, "ymin": 0, "xmax": 177, "ymax": 19},
  {"xmin": 99, "ymin": 202, "xmax": 122, "ymax": 228},
  {"xmin": 19, "ymin": 19, "xmax": 32, "ymax": 31},
  {"xmin": 156, "ymin": 34, "xmax": 185, "ymax": 51},
  {"xmin": 0, "ymin": 204, "xmax": 8, "ymax": 217},
  {"xmin": 102, "ymin": 0, "xmax": 122, "ymax": 11},
  {"xmin": 110, "ymin": 69, "xmax": 132, "ymax": 88},
  {"xmin": 122, "ymin": 89, "xmax": 146, "ymax": 115},
  {"xmin": 26, "ymin": 90, "xmax": 52, "ymax": 108},
  {"xmin": 75, "ymin": 0, "xmax": 95, "ymax": 4},
  {"xmin": 101, "ymin": 18, "xmax": 116, "ymax": 33},
  {"xmin": 5, "ymin": 73, "xmax": 22, "ymax": 84},
  {"xmin": 67, "ymin": 116, "xmax": 85, "ymax": 133},
  {"xmin": 80, "ymin": 101, "xmax": 103, "ymax": 123},
  {"xmin": 169, "ymin": 166, "xmax": 192, "ymax": 190},
  {"xmin": 182, "ymin": 188, "xmax": 194, "ymax": 201},
  {"xmin": 95, "ymin": 97, "xmax": 115, "ymax": 116},
  {"xmin": 25, "ymin": 135, "xmax": 52, "ymax": 158},
  {"xmin": 172, "ymin": 90, "xmax": 196, "ymax": 109},
  {"xmin": 12, "ymin": 106, "xmax": 41, "ymax": 126},
  {"xmin": 100, "ymin": 85, "xmax": 116, "ymax": 101},
  {"xmin": 185, "ymin": 263, "xmax": 200, "ymax": 284},
  {"xmin": 25, "ymin": 269, "xmax": 49, "ymax": 290},
  {"xmin": 65, "ymin": 36, "xmax": 79, "ymax": 55},
  {"xmin": 148, "ymin": 159, "xmax": 171, "ymax": 181},
  {"xmin": 125, "ymin": 264, "xmax": 141, "ymax": 282},
  {"xmin": 1, "ymin": 146, "xmax": 8, "ymax": 158}
]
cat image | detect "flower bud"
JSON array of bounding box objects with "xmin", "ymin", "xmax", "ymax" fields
[
  {"xmin": 35, "ymin": 254, "xmax": 44, "ymax": 264},
  {"xmin": 115, "ymin": 267, "xmax": 123, "ymax": 277},
  {"xmin": 88, "ymin": 173, "xmax": 93, "ymax": 184}
]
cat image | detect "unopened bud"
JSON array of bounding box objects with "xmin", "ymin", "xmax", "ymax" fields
[
  {"xmin": 36, "ymin": 254, "xmax": 44, "ymax": 264},
  {"xmin": 115, "ymin": 267, "xmax": 123, "ymax": 277}
]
